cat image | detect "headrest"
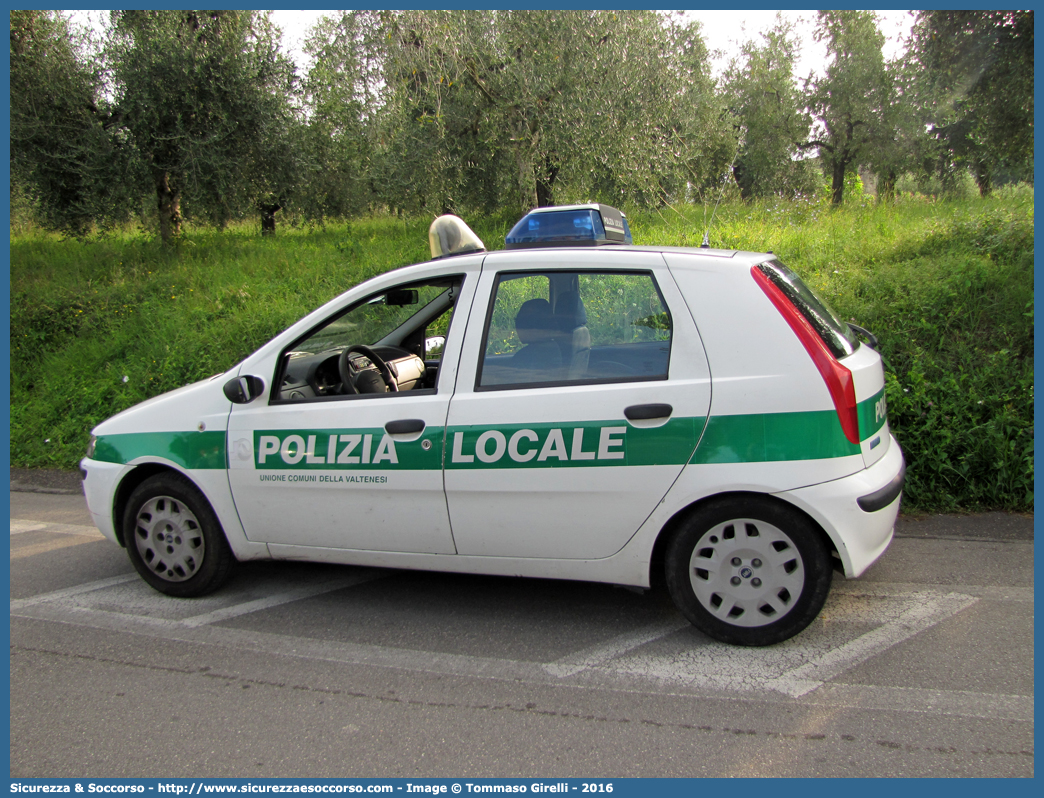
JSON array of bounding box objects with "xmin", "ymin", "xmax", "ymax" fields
[{"xmin": 515, "ymin": 298, "xmax": 555, "ymax": 343}]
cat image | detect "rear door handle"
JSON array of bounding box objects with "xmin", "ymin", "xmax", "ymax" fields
[
  {"xmin": 624, "ymin": 403, "xmax": 673, "ymax": 421},
  {"xmin": 385, "ymin": 419, "xmax": 425, "ymax": 435}
]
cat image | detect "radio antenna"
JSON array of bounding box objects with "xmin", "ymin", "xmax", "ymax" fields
[{"xmin": 702, "ymin": 126, "xmax": 745, "ymax": 248}]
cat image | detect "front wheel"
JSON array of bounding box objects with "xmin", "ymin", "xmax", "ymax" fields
[
  {"xmin": 665, "ymin": 496, "xmax": 832, "ymax": 646},
  {"xmin": 123, "ymin": 472, "xmax": 234, "ymax": 597}
]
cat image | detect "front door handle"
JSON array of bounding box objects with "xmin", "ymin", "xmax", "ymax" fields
[
  {"xmin": 385, "ymin": 419, "xmax": 426, "ymax": 435},
  {"xmin": 624, "ymin": 403, "xmax": 673, "ymax": 421}
]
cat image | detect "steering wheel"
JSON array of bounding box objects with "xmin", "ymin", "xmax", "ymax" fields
[{"xmin": 338, "ymin": 345, "xmax": 399, "ymax": 395}]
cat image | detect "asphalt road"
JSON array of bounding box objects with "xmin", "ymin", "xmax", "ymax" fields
[{"xmin": 8, "ymin": 471, "xmax": 1035, "ymax": 778}]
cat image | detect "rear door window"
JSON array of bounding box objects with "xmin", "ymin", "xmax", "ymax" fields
[{"xmin": 477, "ymin": 270, "xmax": 672, "ymax": 388}]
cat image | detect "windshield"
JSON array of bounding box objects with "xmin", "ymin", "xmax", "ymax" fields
[{"xmin": 293, "ymin": 281, "xmax": 456, "ymax": 356}]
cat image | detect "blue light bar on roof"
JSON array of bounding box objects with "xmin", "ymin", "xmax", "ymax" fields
[{"xmin": 504, "ymin": 204, "xmax": 633, "ymax": 249}]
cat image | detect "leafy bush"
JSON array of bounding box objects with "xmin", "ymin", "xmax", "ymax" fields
[{"xmin": 845, "ymin": 210, "xmax": 1034, "ymax": 510}]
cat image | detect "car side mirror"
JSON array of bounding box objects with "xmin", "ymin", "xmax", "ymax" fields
[{"xmin": 223, "ymin": 375, "xmax": 266, "ymax": 404}]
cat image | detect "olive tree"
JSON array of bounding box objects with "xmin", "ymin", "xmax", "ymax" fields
[
  {"xmin": 909, "ymin": 10, "xmax": 1033, "ymax": 195},
  {"xmin": 802, "ymin": 11, "xmax": 892, "ymax": 205},
  {"xmin": 721, "ymin": 17, "xmax": 815, "ymax": 199},
  {"xmin": 371, "ymin": 10, "xmax": 728, "ymax": 215},
  {"xmin": 106, "ymin": 10, "xmax": 298, "ymax": 241},
  {"xmin": 298, "ymin": 11, "xmax": 386, "ymax": 221},
  {"xmin": 10, "ymin": 10, "xmax": 140, "ymax": 235}
]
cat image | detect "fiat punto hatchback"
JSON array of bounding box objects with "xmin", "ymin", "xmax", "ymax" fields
[{"xmin": 81, "ymin": 204, "xmax": 905, "ymax": 646}]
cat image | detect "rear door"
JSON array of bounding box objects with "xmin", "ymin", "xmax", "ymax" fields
[{"xmin": 444, "ymin": 249, "xmax": 712, "ymax": 560}]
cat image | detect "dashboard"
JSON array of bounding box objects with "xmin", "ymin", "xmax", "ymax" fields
[{"xmin": 278, "ymin": 346, "xmax": 428, "ymax": 401}]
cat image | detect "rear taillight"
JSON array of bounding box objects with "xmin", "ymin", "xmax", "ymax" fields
[{"xmin": 751, "ymin": 266, "xmax": 860, "ymax": 445}]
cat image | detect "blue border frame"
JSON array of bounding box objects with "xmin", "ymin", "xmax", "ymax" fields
[{"xmin": 4, "ymin": 2, "xmax": 1037, "ymax": 790}]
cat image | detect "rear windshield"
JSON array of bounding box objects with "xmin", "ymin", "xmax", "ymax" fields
[{"xmin": 756, "ymin": 261, "xmax": 859, "ymax": 359}]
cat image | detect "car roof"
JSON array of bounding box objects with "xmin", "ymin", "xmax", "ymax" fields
[{"xmin": 479, "ymin": 244, "xmax": 773, "ymax": 268}]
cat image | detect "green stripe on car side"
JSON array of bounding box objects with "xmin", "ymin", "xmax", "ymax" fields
[
  {"xmin": 93, "ymin": 397, "xmax": 887, "ymax": 474},
  {"xmin": 691, "ymin": 390, "xmax": 887, "ymax": 465},
  {"xmin": 93, "ymin": 431, "xmax": 227, "ymax": 469},
  {"xmin": 857, "ymin": 387, "xmax": 887, "ymax": 439},
  {"xmin": 690, "ymin": 410, "xmax": 859, "ymax": 464}
]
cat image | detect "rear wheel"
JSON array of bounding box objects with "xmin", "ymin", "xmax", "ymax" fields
[
  {"xmin": 665, "ymin": 496, "xmax": 832, "ymax": 646},
  {"xmin": 123, "ymin": 472, "xmax": 234, "ymax": 597}
]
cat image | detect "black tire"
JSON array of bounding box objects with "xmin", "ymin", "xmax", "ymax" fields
[
  {"xmin": 665, "ymin": 496, "xmax": 832, "ymax": 646},
  {"xmin": 122, "ymin": 472, "xmax": 234, "ymax": 597}
]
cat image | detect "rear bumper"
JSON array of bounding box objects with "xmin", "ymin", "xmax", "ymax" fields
[
  {"xmin": 858, "ymin": 457, "xmax": 906, "ymax": 512},
  {"xmin": 778, "ymin": 436, "xmax": 905, "ymax": 577}
]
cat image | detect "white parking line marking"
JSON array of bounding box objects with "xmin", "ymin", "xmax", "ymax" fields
[
  {"xmin": 835, "ymin": 581, "xmax": 1033, "ymax": 603},
  {"xmin": 10, "ymin": 574, "xmax": 140, "ymax": 610},
  {"xmin": 764, "ymin": 591, "xmax": 979, "ymax": 697},
  {"xmin": 12, "ymin": 598, "xmax": 1030, "ymax": 723},
  {"xmin": 210, "ymin": 624, "xmax": 551, "ymax": 681},
  {"xmin": 10, "ymin": 521, "xmax": 47, "ymax": 535},
  {"xmin": 807, "ymin": 683, "xmax": 1034, "ymax": 723},
  {"xmin": 10, "ymin": 576, "xmax": 1016, "ymax": 719},
  {"xmin": 11, "ymin": 570, "xmax": 385, "ymax": 628},
  {"xmin": 544, "ymin": 619, "xmax": 691, "ymax": 677},
  {"xmin": 594, "ymin": 588, "xmax": 982, "ymax": 697},
  {"xmin": 10, "ymin": 520, "xmax": 103, "ymax": 537},
  {"xmin": 12, "ymin": 536, "xmax": 103, "ymax": 559},
  {"xmin": 179, "ymin": 571, "xmax": 384, "ymax": 627}
]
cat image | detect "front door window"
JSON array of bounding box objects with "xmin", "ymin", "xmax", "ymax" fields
[{"xmin": 275, "ymin": 277, "xmax": 462, "ymax": 402}]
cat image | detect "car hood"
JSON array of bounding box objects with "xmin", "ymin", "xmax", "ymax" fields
[{"xmin": 92, "ymin": 372, "xmax": 234, "ymax": 437}]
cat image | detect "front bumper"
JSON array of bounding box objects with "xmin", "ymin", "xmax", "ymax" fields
[
  {"xmin": 80, "ymin": 457, "xmax": 129, "ymax": 546},
  {"xmin": 778, "ymin": 435, "xmax": 905, "ymax": 577}
]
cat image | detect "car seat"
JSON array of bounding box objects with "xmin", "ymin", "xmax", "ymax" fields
[
  {"xmin": 553, "ymin": 291, "xmax": 591, "ymax": 379},
  {"xmin": 511, "ymin": 298, "xmax": 563, "ymax": 377}
]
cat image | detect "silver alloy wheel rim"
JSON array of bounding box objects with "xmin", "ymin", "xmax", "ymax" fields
[
  {"xmin": 688, "ymin": 518, "xmax": 805, "ymax": 628},
  {"xmin": 133, "ymin": 495, "xmax": 205, "ymax": 582}
]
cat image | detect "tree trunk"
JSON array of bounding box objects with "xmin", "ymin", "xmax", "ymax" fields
[
  {"xmin": 535, "ymin": 154, "xmax": 559, "ymax": 207},
  {"xmin": 733, "ymin": 162, "xmax": 753, "ymax": 200},
  {"xmin": 877, "ymin": 171, "xmax": 896, "ymax": 203},
  {"xmin": 973, "ymin": 157, "xmax": 992, "ymax": 198},
  {"xmin": 216, "ymin": 206, "xmax": 231, "ymax": 231},
  {"xmin": 154, "ymin": 169, "xmax": 181, "ymax": 244},
  {"xmin": 830, "ymin": 160, "xmax": 846, "ymax": 205},
  {"xmin": 514, "ymin": 117, "xmax": 540, "ymax": 211},
  {"xmin": 259, "ymin": 203, "xmax": 281, "ymax": 236},
  {"xmin": 516, "ymin": 147, "xmax": 538, "ymax": 211},
  {"xmin": 535, "ymin": 174, "xmax": 553, "ymax": 207}
]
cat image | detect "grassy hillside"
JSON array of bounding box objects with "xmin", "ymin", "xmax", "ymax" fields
[{"xmin": 9, "ymin": 191, "xmax": 1033, "ymax": 511}]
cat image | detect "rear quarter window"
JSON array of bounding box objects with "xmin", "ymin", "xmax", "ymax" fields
[{"xmin": 755, "ymin": 261, "xmax": 859, "ymax": 359}]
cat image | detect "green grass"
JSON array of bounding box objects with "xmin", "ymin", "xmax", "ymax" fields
[{"xmin": 10, "ymin": 191, "xmax": 1034, "ymax": 511}]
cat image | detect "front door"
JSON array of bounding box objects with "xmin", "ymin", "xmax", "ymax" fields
[{"xmin": 226, "ymin": 263, "xmax": 480, "ymax": 553}]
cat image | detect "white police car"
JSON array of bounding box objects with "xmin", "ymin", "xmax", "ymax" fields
[{"xmin": 81, "ymin": 204, "xmax": 904, "ymax": 646}]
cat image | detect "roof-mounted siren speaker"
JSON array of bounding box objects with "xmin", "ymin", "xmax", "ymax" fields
[
  {"xmin": 429, "ymin": 215, "xmax": 486, "ymax": 260},
  {"xmin": 504, "ymin": 204, "xmax": 633, "ymax": 249}
]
